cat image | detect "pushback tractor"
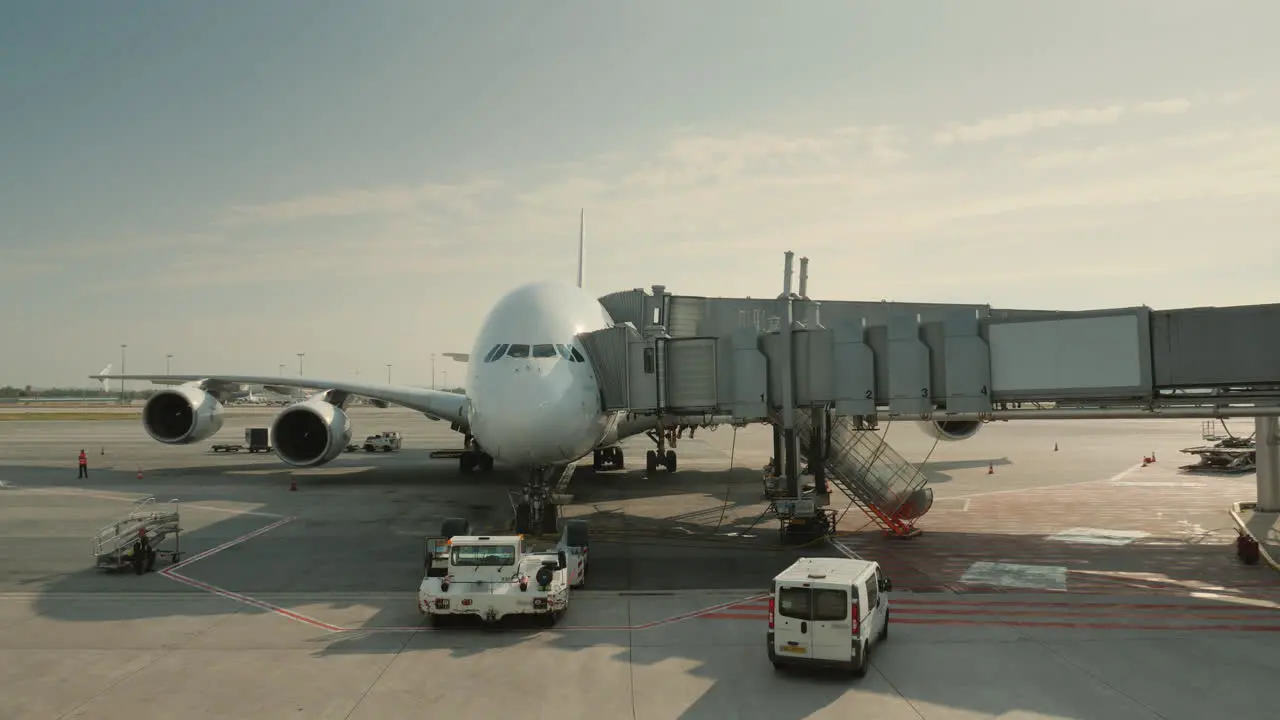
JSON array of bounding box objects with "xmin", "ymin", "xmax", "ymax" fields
[{"xmin": 418, "ymin": 517, "xmax": 589, "ymax": 627}]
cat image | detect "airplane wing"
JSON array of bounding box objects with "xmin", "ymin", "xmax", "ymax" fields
[{"xmin": 90, "ymin": 373, "xmax": 469, "ymax": 425}]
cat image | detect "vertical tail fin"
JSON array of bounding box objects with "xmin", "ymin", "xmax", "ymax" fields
[
  {"xmin": 98, "ymin": 364, "xmax": 112, "ymax": 393},
  {"xmin": 576, "ymin": 208, "xmax": 585, "ymax": 289}
]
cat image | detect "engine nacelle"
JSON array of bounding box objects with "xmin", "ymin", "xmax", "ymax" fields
[
  {"xmin": 142, "ymin": 386, "xmax": 225, "ymax": 444},
  {"xmin": 270, "ymin": 400, "xmax": 352, "ymax": 468},
  {"xmin": 916, "ymin": 419, "xmax": 982, "ymax": 442}
]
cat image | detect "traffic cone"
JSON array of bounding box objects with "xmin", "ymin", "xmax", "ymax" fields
[
  {"xmin": 289, "ymin": 479, "xmax": 297, "ymax": 492},
  {"xmin": 136, "ymin": 468, "xmax": 143, "ymax": 480},
  {"xmin": 987, "ymin": 462, "xmax": 994, "ymax": 474}
]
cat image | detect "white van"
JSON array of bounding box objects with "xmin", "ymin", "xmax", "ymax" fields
[{"xmin": 766, "ymin": 556, "xmax": 892, "ymax": 676}]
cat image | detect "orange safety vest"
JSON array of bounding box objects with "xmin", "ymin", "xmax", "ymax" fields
[{"xmin": 78, "ymin": 452, "xmax": 87, "ymax": 466}]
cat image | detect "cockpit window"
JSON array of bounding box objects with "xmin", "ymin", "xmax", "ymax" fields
[
  {"xmin": 483, "ymin": 344, "xmax": 508, "ymax": 363},
  {"xmin": 531, "ymin": 344, "xmax": 558, "ymax": 359},
  {"xmin": 555, "ymin": 344, "xmax": 573, "ymax": 360},
  {"xmin": 506, "ymin": 344, "xmax": 531, "ymax": 359},
  {"xmin": 570, "ymin": 347, "xmax": 585, "ymax": 363}
]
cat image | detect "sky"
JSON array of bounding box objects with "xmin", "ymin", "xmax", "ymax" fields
[{"xmin": 3, "ymin": 1, "xmax": 1278, "ymax": 388}]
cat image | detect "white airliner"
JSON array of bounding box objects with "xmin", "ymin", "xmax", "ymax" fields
[{"xmin": 91, "ymin": 215, "xmax": 981, "ymax": 530}]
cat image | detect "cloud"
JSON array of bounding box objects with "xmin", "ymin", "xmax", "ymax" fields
[
  {"xmin": 1136, "ymin": 98, "xmax": 1192, "ymax": 115},
  {"xmin": 221, "ymin": 177, "xmax": 502, "ymax": 225},
  {"xmin": 934, "ymin": 104, "xmax": 1125, "ymax": 146}
]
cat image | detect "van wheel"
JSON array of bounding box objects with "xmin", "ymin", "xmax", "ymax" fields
[{"xmin": 853, "ymin": 641, "xmax": 869, "ymax": 678}]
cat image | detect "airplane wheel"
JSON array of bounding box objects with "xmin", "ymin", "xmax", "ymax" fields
[
  {"xmin": 664, "ymin": 450, "xmax": 677, "ymax": 472},
  {"xmin": 645, "ymin": 450, "xmax": 658, "ymax": 474},
  {"xmin": 478, "ymin": 454, "xmax": 494, "ymax": 473},
  {"xmin": 515, "ymin": 503, "xmax": 533, "ymax": 534},
  {"xmin": 459, "ymin": 452, "xmax": 475, "ymax": 474},
  {"xmin": 592, "ymin": 450, "xmax": 603, "ymax": 471},
  {"xmin": 612, "ymin": 447, "xmax": 624, "ymax": 469}
]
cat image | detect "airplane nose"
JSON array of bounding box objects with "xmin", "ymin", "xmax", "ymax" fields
[{"xmin": 471, "ymin": 363, "xmax": 588, "ymax": 465}]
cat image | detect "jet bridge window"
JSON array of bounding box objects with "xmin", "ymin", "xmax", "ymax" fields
[
  {"xmin": 532, "ymin": 344, "xmax": 559, "ymax": 359},
  {"xmin": 451, "ymin": 545, "xmax": 517, "ymax": 566},
  {"xmin": 483, "ymin": 344, "xmax": 509, "ymax": 363},
  {"xmin": 506, "ymin": 344, "xmax": 531, "ymax": 359}
]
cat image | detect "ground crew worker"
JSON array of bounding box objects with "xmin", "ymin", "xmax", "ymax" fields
[
  {"xmin": 78, "ymin": 449, "xmax": 88, "ymax": 478},
  {"xmin": 132, "ymin": 527, "xmax": 153, "ymax": 575}
]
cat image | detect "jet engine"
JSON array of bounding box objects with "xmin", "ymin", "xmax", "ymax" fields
[
  {"xmin": 270, "ymin": 400, "xmax": 352, "ymax": 468},
  {"xmin": 142, "ymin": 386, "xmax": 225, "ymax": 444},
  {"xmin": 916, "ymin": 419, "xmax": 982, "ymax": 442}
]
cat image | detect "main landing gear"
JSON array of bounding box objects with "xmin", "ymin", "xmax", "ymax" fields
[
  {"xmin": 592, "ymin": 446, "xmax": 624, "ymax": 471},
  {"xmin": 513, "ymin": 466, "xmax": 559, "ymax": 536},
  {"xmin": 644, "ymin": 426, "xmax": 683, "ymax": 474},
  {"xmin": 458, "ymin": 433, "xmax": 494, "ymax": 474}
]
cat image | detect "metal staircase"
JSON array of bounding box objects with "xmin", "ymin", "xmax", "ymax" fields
[
  {"xmin": 93, "ymin": 497, "xmax": 183, "ymax": 571},
  {"xmin": 783, "ymin": 411, "xmax": 932, "ymax": 537}
]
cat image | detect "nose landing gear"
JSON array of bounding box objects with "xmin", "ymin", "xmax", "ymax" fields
[{"xmin": 513, "ymin": 465, "xmax": 561, "ymax": 535}]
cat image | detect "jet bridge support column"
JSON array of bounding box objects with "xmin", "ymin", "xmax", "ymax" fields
[
  {"xmin": 810, "ymin": 407, "xmax": 828, "ymax": 495},
  {"xmin": 1257, "ymin": 417, "xmax": 1280, "ymax": 512},
  {"xmin": 779, "ymin": 252, "xmax": 800, "ymax": 499}
]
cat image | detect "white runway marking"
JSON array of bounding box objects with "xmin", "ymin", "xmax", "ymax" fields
[
  {"xmin": 1047, "ymin": 527, "xmax": 1150, "ymax": 546},
  {"xmin": 960, "ymin": 562, "xmax": 1067, "ymax": 591}
]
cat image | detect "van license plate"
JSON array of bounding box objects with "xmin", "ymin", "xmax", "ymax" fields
[{"xmin": 780, "ymin": 645, "xmax": 807, "ymax": 654}]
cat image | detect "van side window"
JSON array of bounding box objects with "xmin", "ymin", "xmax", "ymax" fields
[
  {"xmin": 864, "ymin": 578, "xmax": 878, "ymax": 610},
  {"xmin": 777, "ymin": 587, "xmax": 810, "ymax": 620},
  {"xmin": 813, "ymin": 589, "xmax": 848, "ymax": 621}
]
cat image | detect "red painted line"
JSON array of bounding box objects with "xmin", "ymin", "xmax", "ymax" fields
[
  {"xmin": 890, "ymin": 617, "xmax": 1280, "ymax": 632},
  {"xmin": 891, "ymin": 598, "xmax": 1280, "ymax": 612},
  {"xmin": 161, "ymin": 569, "xmax": 344, "ymax": 632}
]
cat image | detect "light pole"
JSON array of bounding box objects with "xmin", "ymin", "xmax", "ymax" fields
[
  {"xmin": 443, "ymin": 370, "xmax": 448, "ymax": 390},
  {"xmin": 297, "ymin": 353, "xmax": 305, "ymax": 377},
  {"xmin": 431, "ymin": 353, "xmax": 436, "ymax": 389},
  {"xmin": 166, "ymin": 354, "xmax": 173, "ymax": 375},
  {"xmin": 386, "ymin": 363, "xmax": 392, "ymax": 384},
  {"xmin": 120, "ymin": 344, "xmax": 127, "ymax": 404}
]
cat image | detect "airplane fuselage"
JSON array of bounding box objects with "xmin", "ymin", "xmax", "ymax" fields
[{"xmin": 463, "ymin": 281, "xmax": 618, "ymax": 467}]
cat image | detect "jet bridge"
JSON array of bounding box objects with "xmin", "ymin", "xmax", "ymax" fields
[{"xmin": 585, "ymin": 256, "xmax": 1280, "ymax": 532}]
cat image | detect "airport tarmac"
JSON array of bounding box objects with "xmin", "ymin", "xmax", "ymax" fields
[{"xmin": 2, "ymin": 408, "xmax": 1278, "ymax": 719}]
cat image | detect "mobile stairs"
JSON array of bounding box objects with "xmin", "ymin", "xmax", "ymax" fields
[
  {"xmin": 93, "ymin": 497, "xmax": 184, "ymax": 573},
  {"xmin": 766, "ymin": 410, "xmax": 932, "ymax": 539}
]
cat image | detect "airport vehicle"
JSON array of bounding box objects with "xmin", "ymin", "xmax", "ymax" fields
[
  {"xmin": 418, "ymin": 518, "xmax": 589, "ymax": 626},
  {"xmin": 1180, "ymin": 420, "xmax": 1257, "ymax": 473},
  {"xmin": 89, "ymin": 218, "xmax": 983, "ymax": 535},
  {"xmin": 362, "ymin": 431, "xmax": 403, "ymax": 452},
  {"xmin": 767, "ymin": 557, "xmax": 891, "ymax": 676},
  {"xmin": 211, "ymin": 427, "xmax": 271, "ymax": 453},
  {"xmin": 93, "ymin": 497, "xmax": 183, "ymax": 574}
]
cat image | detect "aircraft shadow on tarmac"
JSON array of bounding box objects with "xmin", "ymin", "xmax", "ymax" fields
[{"xmin": 14, "ymin": 453, "xmax": 1278, "ymax": 720}]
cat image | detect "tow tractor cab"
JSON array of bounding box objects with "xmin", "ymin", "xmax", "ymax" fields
[
  {"xmin": 418, "ymin": 518, "xmax": 589, "ymax": 626},
  {"xmin": 767, "ymin": 557, "xmax": 891, "ymax": 676}
]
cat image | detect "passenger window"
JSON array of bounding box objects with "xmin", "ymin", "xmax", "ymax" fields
[
  {"xmin": 570, "ymin": 347, "xmax": 585, "ymax": 363},
  {"xmin": 532, "ymin": 344, "xmax": 558, "ymax": 358},
  {"xmin": 813, "ymin": 589, "xmax": 848, "ymax": 621},
  {"xmin": 507, "ymin": 344, "xmax": 530, "ymax": 359},
  {"xmin": 643, "ymin": 347, "xmax": 655, "ymax": 374},
  {"xmin": 777, "ymin": 587, "xmax": 811, "ymax": 620}
]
